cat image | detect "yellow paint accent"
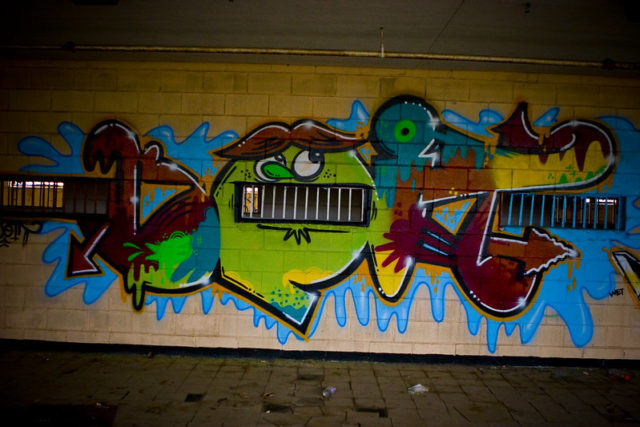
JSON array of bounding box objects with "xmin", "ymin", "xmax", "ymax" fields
[
  {"xmin": 489, "ymin": 141, "xmax": 611, "ymax": 190},
  {"xmin": 283, "ymin": 267, "xmax": 334, "ymax": 289},
  {"xmin": 373, "ymin": 249, "xmax": 413, "ymax": 300}
]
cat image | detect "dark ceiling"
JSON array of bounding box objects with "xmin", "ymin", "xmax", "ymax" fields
[{"xmin": 2, "ymin": 0, "xmax": 640, "ymax": 75}]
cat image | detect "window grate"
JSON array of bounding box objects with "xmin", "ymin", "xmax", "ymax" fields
[
  {"xmin": 237, "ymin": 183, "xmax": 370, "ymax": 225},
  {"xmin": 499, "ymin": 192, "xmax": 624, "ymax": 231},
  {"xmin": 1, "ymin": 180, "xmax": 64, "ymax": 211},
  {"xmin": 1, "ymin": 178, "xmax": 109, "ymax": 216}
]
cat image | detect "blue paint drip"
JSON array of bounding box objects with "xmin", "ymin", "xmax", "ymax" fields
[
  {"xmin": 200, "ymin": 287, "xmax": 215, "ymax": 314},
  {"xmin": 147, "ymin": 296, "xmax": 188, "ymax": 320},
  {"xmin": 327, "ymin": 100, "xmax": 369, "ymax": 132},
  {"xmin": 146, "ymin": 123, "xmax": 238, "ymax": 178},
  {"xmin": 141, "ymin": 188, "xmax": 177, "ymax": 222},
  {"xmin": 19, "ymin": 122, "xmax": 84, "ymax": 173},
  {"xmin": 42, "ymin": 222, "xmax": 116, "ymax": 304}
]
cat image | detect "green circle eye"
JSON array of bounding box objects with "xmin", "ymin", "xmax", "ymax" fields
[{"xmin": 394, "ymin": 120, "xmax": 416, "ymax": 143}]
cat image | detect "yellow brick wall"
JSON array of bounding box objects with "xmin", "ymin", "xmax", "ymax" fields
[{"xmin": 0, "ymin": 59, "xmax": 639, "ymax": 359}]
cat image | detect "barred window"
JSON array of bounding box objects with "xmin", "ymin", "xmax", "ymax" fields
[
  {"xmin": 1, "ymin": 178, "xmax": 109, "ymax": 216},
  {"xmin": 499, "ymin": 192, "xmax": 624, "ymax": 231},
  {"xmin": 238, "ymin": 183, "xmax": 370, "ymax": 225},
  {"xmin": 2, "ymin": 180, "xmax": 64, "ymax": 210}
]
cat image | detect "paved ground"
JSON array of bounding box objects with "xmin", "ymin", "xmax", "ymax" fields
[{"xmin": 1, "ymin": 347, "xmax": 639, "ymax": 426}]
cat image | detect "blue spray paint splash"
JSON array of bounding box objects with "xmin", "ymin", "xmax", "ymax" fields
[
  {"xmin": 442, "ymin": 109, "xmax": 503, "ymax": 137},
  {"xmin": 146, "ymin": 123, "xmax": 238, "ymax": 178},
  {"xmin": 19, "ymin": 122, "xmax": 84, "ymax": 173},
  {"xmin": 327, "ymin": 100, "xmax": 369, "ymax": 132}
]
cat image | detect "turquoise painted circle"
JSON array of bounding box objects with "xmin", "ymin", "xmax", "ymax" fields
[{"xmin": 394, "ymin": 120, "xmax": 416, "ymax": 142}]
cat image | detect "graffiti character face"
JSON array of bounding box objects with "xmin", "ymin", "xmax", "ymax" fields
[{"xmin": 210, "ymin": 120, "xmax": 381, "ymax": 334}]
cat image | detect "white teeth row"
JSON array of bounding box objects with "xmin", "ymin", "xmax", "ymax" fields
[{"xmin": 239, "ymin": 183, "xmax": 370, "ymax": 224}]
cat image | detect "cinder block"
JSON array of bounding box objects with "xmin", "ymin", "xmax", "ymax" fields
[
  {"xmin": 556, "ymin": 85, "xmax": 600, "ymax": 106},
  {"xmin": 159, "ymin": 71, "xmax": 204, "ymax": 92},
  {"xmin": 469, "ymin": 81, "xmax": 513, "ymax": 103},
  {"xmin": 513, "ymin": 82, "xmax": 556, "ymax": 105},
  {"xmin": 0, "ymin": 328, "xmax": 25, "ymax": 340},
  {"xmin": 106, "ymin": 113, "xmax": 159, "ymax": 135},
  {"xmin": 175, "ymin": 313, "xmax": 219, "ymax": 335},
  {"xmin": 225, "ymin": 94, "xmax": 268, "ymax": 116},
  {"xmin": 336, "ymin": 75, "xmax": 380, "ymax": 97},
  {"xmin": 5, "ymin": 307, "xmax": 47, "ymax": 329},
  {"xmin": 599, "ymin": 86, "xmax": 640, "ymax": 109},
  {"xmin": 0, "ymin": 287, "xmax": 25, "ymax": 307},
  {"xmin": 412, "ymin": 342, "xmax": 456, "ymax": 355},
  {"xmin": 158, "ymin": 114, "xmax": 206, "ymax": 139},
  {"xmin": 292, "ymin": 74, "xmax": 337, "ymax": 96},
  {"xmin": 66, "ymin": 330, "xmax": 110, "ymax": 344},
  {"xmin": 371, "ymin": 341, "xmax": 412, "ymax": 354},
  {"xmin": 380, "ymin": 77, "xmax": 426, "ymax": 98},
  {"xmin": 138, "ymin": 92, "xmax": 182, "ymax": 114},
  {"xmin": 150, "ymin": 334, "xmax": 195, "ymax": 347},
  {"xmin": 75, "ymin": 69, "xmax": 118, "ymax": 90},
  {"xmin": 69, "ymin": 112, "xmax": 115, "ymax": 133},
  {"xmin": 582, "ymin": 346, "xmax": 625, "ymax": 360},
  {"xmin": 181, "ymin": 93, "xmax": 225, "ymax": 115},
  {"xmin": 24, "ymin": 329, "xmax": 66, "ymax": 342},
  {"xmin": 28, "ymin": 112, "xmax": 74, "ymax": 134},
  {"xmin": 30, "ymin": 68, "xmax": 75, "ymax": 89},
  {"xmin": 268, "ymin": 95, "xmax": 312, "ymax": 117},
  {"xmin": 109, "ymin": 332, "xmax": 153, "ymax": 345},
  {"xmin": 46, "ymin": 308, "xmax": 89, "ymax": 331},
  {"xmin": 95, "ymin": 91, "xmax": 138, "ymax": 113},
  {"xmin": 248, "ymin": 73, "xmax": 292, "ymax": 94},
  {"xmin": 203, "ymin": 72, "xmax": 247, "ymax": 93},
  {"xmin": 8, "ymin": 90, "xmax": 51, "ymax": 111},
  {"xmin": 195, "ymin": 335, "xmax": 239, "ymax": 348},
  {"xmin": 118, "ymin": 69, "xmax": 162, "ymax": 91},
  {"xmin": 51, "ymin": 90, "xmax": 94, "ymax": 112},
  {"xmin": 0, "ymin": 67, "xmax": 31, "ymax": 89},
  {"xmin": 312, "ymin": 97, "xmax": 371, "ymax": 121},
  {"xmin": 0, "ymin": 90, "xmax": 8, "ymax": 110},
  {"xmin": 201, "ymin": 115, "xmax": 247, "ymax": 137}
]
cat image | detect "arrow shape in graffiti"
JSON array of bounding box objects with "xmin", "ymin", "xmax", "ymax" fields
[{"xmin": 67, "ymin": 222, "xmax": 110, "ymax": 276}]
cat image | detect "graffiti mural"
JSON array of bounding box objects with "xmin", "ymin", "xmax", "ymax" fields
[{"xmin": 1, "ymin": 95, "xmax": 639, "ymax": 351}]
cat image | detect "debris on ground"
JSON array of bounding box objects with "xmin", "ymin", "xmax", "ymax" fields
[
  {"xmin": 608, "ymin": 369, "xmax": 631, "ymax": 381},
  {"xmin": 408, "ymin": 384, "xmax": 429, "ymax": 395},
  {"xmin": 322, "ymin": 386, "xmax": 336, "ymax": 399}
]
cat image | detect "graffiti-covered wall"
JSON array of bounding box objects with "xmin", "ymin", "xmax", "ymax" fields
[{"xmin": 1, "ymin": 60, "xmax": 639, "ymax": 359}]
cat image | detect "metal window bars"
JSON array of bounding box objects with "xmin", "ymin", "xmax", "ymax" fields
[
  {"xmin": 1, "ymin": 178, "xmax": 109, "ymax": 215},
  {"xmin": 499, "ymin": 192, "xmax": 624, "ymax": 231},
  {"xmin": 239, "ymin": 183, "xmax": 369, "ymax": 225}
]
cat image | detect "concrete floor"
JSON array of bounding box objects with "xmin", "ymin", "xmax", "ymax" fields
[{"xmin": 1, "ymin": 347, "xmax": 639, "ymax": 426}]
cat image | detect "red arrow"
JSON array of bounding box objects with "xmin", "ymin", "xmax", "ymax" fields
[{"xmin": 67, "ymin": 223, "xmax": 110, "ymax": 276}]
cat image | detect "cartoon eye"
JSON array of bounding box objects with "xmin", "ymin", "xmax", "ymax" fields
[
  {"xmin": 255, "ymin": 154, "xmax": 292, "ymax": 182},
  {"xmin": 292, "ymin": 150, "xmax": 324, "ymax": 181},
  {"xmin": 394, "ymin": 119, "xmax": 417, "ymax": 143}
]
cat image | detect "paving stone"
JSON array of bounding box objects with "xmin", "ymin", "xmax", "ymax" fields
[{"xmin": 3, "ymin": 349, "xmax": 640, "ymax": 426}]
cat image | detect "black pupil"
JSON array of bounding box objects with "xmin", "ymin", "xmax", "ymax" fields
[
  {"xmin": 401, "ymin": 127, "xmax": 410, "ymax": 136},
  {"xmin": 309, "ymin": 151, "xmax": 322, "ymax": 163}
]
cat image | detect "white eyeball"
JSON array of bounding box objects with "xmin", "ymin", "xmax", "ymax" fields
[{"xmin": 292, "ymin": 150, "xmax": 324, "ymax": 181}]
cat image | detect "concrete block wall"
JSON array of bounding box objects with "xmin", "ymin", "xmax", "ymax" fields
[{"xmin": 0, "ymin": 59, "xmax": 639, "ymax": 359}]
